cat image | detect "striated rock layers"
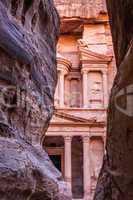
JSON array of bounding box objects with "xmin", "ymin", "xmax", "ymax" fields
[
  {"xmin": 94, "ymin": 1, "xmax": 133, "ymax": 200},
  {"xmin": 0, "ymin": 0, "xmax": 71, "ymax": 200}
]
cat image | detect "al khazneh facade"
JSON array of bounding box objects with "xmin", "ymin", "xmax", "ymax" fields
[{"xmin": 43, "ymin": 1, "xmax": 116, "ymax": 200}]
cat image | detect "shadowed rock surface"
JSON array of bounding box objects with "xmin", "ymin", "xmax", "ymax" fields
[
  {"xmin": 94, "ymin": 1, "xmax": 133, "ymax": 200},
  {"xmin": 0, "ymin": 0, "xmax": 71, "ymax": 199}
]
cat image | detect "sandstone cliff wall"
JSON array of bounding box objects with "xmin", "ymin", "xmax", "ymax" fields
[{"xmin": 0, "ymin": 0, "xmax": 71, "ymax": 199}]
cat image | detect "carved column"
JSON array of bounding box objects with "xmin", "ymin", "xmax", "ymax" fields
[
  {"xmin": 59, "ymin": 70, "xmax": 65, "ymax": 107},
  {"xmin": 103, "ymin": 127, "xmax": 107, "ymax": 150},
  {"xmin": 82, "ymin": 69, "xmax": 89, "ymax": 108},
  {"xmin": 64, "ymin": 136, "xmax": 72, "ymax": 190},
  {"xmin": 54, "ymin": 73, "xmax": 59, "ymax": 107},
  {"xmin": 102, "ymin": 70, "xmax": 108, "ymax": 108},
  {"xmin": 83, "ymin": 136, "xmax": 91, "ymax": 200}
]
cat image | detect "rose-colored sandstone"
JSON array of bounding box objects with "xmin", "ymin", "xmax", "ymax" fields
[{"xmin": 44, "ymin": 1, "xmax": 116, "ymax": 199}]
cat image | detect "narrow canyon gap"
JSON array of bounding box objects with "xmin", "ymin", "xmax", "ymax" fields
[{"xmin": 47, "ymin": 0, "xmax": 115, "ymax": 199}]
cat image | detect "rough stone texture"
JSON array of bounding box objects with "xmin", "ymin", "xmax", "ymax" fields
[
  {"xmin": 46, "ymin": 1, "xmax": 115, "ymax": 199},
  {"xmin": 94, "ymin": 1, "xmax": 133, "ymax": 200},
  {"xmin": 54, "ymin": 0, "xmax": 106, "ymax": 19},
  {"xmin": 0, "ymin": 0, "xmax": 71, "ymax": 199},
  {"xmin": 54, "ymin": 0, "xmax": 107, "ymax": 34}
]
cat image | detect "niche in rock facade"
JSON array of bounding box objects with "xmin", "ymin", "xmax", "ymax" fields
[
  {"xmin": 70, "ymin": 78, "xmax": 81, "ymax": 107},
  {"xmin": 88, "ymin": 71, "xmax": 103, "ymax": 108}
]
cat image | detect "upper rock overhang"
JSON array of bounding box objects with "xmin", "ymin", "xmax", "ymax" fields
[{"xmin": 60, "ymin": 14, "xmax": 109, "ymax": 34}]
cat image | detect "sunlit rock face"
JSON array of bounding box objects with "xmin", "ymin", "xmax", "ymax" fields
[
  {"xmin": 48, "ymin": 1, "xmax": 115, "ymax": 200},
  {"xmin": 54, "ymin": 0, "xmax": 107, "ymax": 34},
  {"xmin": 55, "ymin": 0, "xmax": 106, "ymax": 18},
  {"xmin": 0, "ymin": 0, "xmax": 71, "ymax": 199}
]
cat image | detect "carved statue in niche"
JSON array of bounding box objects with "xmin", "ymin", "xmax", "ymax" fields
[
  {"xmin": 70, "ymin": 78, "xmax": 81, "ymax": 108},
  {"xmin": 92, "ymin": 81, "xmax": 102, "ymax": 102},
  {"xmin": 89, "ymin": 72, "xmax": 103, "ymax": 107},
  {"xmin": 92, "ymin": 81, "xmax": 102, "ymax": 94}
]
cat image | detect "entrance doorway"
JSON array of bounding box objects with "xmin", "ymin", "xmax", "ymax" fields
[
  {"xmin": 43, "ymin": 136, "xmax": 65, "ymax": 176},
  {"xmin": 50, "ymin": 155, "xmax": 62, "ymax": 172},
  {"xmin": 46, "ymin": 147, "xmax": 64, "ymax": 176}
]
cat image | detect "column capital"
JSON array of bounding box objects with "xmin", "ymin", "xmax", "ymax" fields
[
  {"xmin": 81, "ymin": 68, "xmax": 89, "ymax": 74},
  {"xmin": 82, "ymin": 135, "xmax": 90, "ymax": 143},
  {"xmin": 64, "ymin": 136, "xmax": 72, "ymax": 142}
]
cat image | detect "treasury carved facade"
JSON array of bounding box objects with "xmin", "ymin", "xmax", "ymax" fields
[{"xmin": 43, "ymin": 1, "xmax": 115, "ymax": 200}]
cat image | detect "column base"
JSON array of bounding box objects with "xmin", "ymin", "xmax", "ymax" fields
[
  {"xmin": 84, "ymin": 191, "xmax": 92, "ymax": 200},
  {"xmin": 65, "ymin": 179, "xmax": 72, "ymax": 191}
]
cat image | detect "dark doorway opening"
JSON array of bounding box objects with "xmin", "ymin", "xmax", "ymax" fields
[
  {"xmin": 43, "ymin": 136, "xmax": 65, "ymax": 176},
  {"xmin": 72, "ymin": 136, "xmax": 84, "ymax": 199},
  {"xmin": 50, "ymin": 155, "xmax": 62, "ymax": 172}
]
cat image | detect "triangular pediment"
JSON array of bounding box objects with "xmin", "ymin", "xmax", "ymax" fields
[
  {"xmin": 50, "ymin": 110, "xmax": 94, "ymax": 124},
  {"xmin": 51, "ymin": 114, "xmax": 76, "ymax": 123},
  {"xmin": 80, "ymin": 47, "xmax": 112, "ymax": 63}
]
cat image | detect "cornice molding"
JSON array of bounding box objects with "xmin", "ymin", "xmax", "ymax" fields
[{"xmin": 50, "ymin": 110, "xmax": 106, "ymax": 127}]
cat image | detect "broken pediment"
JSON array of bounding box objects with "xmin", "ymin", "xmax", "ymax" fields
[
  {"xmin": 57, "ymin": 53, "xmax": 72, "ymax": 73},
  {"xmin": 79, "ymin": 47, "xmax": 112, "ymax": 64},
  {"xmin": 54, "ymin": 0, "xmax": 107, "ymax": 19},
  {"xmin": 78, "ymin": 39, "xmax": 112, "ymax": 64},
  {"xmin": 51, "ymin": 111, "xmax": 97, "ymax": 124}
]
